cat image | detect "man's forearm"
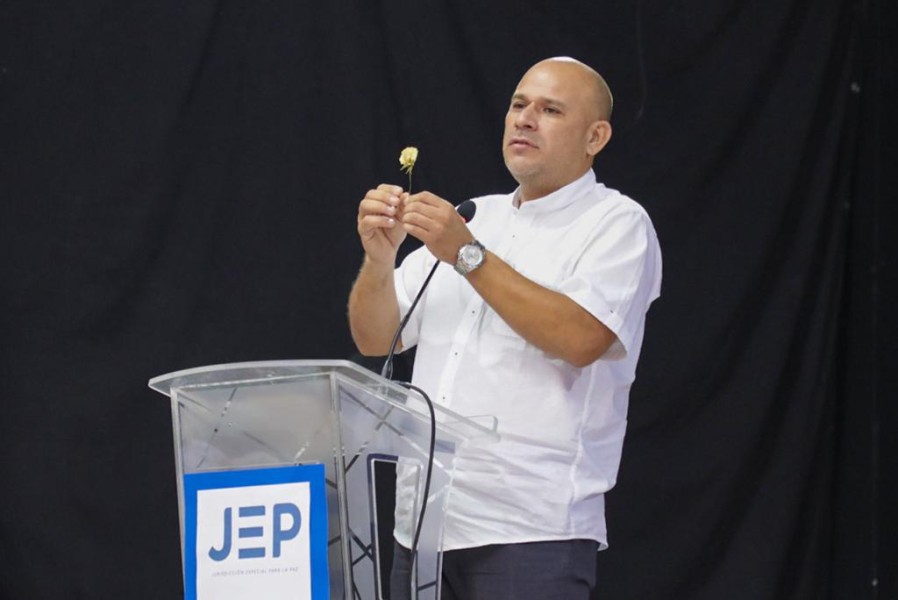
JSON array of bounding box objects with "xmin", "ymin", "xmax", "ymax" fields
[
  {"xmin": 465, "ymin": 251, "xmax": 616, "ymax": 367},
  {"xmin": 348, "ymin": 256, "xmax": 402, "ymax": 356}
]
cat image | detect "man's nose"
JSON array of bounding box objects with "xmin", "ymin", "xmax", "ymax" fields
[{"xmin": 514, "ymin": 104, "xmax": 537, "ymax": 129}]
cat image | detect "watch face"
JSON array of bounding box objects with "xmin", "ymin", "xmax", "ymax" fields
[
  {"xmin": 456, "ymin": 241, "xmax": 485, "ymax": 275},
  {"xmin": 461, "ymin": 244, "xmax": 484, "ymax": 266}
]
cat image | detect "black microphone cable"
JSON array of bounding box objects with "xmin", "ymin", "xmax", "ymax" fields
[
  {"xmin": 394, "ymin": 381, "xmax": 436, "ymax": 600},
  {"xmin": 380, "ymin": 261, "xmax": 439, "ymax": 381}
]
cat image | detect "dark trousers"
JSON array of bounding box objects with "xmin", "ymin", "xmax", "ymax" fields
[{"xmin": 389, "ymin": 539, "xmax": 598, "ymax": 600}]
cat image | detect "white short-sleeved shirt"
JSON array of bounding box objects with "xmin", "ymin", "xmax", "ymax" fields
[{"xmin": 393, "ymin": 170, "xmax": 662, "ymax": 551}]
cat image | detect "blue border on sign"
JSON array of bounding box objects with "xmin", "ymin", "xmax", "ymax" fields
[{"xmin": 183, "ymin": 464, "xmax": 329, "ymax": 600}]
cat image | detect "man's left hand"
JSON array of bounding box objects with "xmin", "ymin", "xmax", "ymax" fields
[{"xmin": 401, "ymin": 191, "xmax": 474, "ymax": 263}]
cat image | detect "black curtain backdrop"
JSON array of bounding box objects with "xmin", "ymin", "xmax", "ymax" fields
[{"xmin": 0, "ymin": 1, "xmax": 894, "ymax": 598}]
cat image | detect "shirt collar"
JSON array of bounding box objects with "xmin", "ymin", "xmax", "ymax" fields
[{"xmin": 511, "ymin": 169, "xmax": 597, "ymax": 215}]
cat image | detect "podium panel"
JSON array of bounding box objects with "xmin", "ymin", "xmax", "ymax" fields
[{"xmin": 150, "ymin": 360, "xmax": 497, "ymax": 599}]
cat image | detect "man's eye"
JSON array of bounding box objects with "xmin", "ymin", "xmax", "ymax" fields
[{"xmin": 544, "ymin": 107, "xmax": 560, "ymax": 114}]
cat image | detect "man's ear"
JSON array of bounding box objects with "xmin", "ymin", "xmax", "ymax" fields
[{"xmin": 586, "ymin": 121, "xmax": 612, "ymax": 157}]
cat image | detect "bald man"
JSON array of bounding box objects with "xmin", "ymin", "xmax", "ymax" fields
[{"xmin": 350, "ymin": 58, "xmax": 662, "ymax": 599}]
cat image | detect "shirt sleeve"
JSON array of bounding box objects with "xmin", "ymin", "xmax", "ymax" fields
[{"xmin": 556, "ymin": 202, "xmax": 662, "ymax": 361}]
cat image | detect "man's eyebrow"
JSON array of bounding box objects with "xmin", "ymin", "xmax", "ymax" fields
[{"xmin": 510, "ymin": 93, "xmax": 568, "ymax": 109}]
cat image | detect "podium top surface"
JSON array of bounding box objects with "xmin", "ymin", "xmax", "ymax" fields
[
  {"xmin": 149, "ymin": 359, "xmax": 379, "ymax": 395},
  {"xmin": 148, "ymin": 359, "xmax": 499, "ymax": 441}
]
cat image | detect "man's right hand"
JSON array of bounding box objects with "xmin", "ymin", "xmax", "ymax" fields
[
  {"xmin": 350, "ymin": 184, "xmax": 406, "ymax": 356},
  {"xmin": 357, "ymin": 184, "xmax": 407, "ymax": 265}
]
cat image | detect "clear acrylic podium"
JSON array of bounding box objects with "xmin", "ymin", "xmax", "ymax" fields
[{"xmin": 149, "ymin": 360, "xmax": 498, "ymax": 599}]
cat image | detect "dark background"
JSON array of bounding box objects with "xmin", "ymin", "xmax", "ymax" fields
[{"xmin": 1, "ymin": 0, "xmax": 894, "ymax": 598}]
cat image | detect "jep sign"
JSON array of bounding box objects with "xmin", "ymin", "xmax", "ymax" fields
[
  {"xmin": 208, "ymin": 502, "xmax": 302, "ymax": 561},
  {"xmin": 183, "ymin": 465, "xmax": 329, "ymax": 600}
]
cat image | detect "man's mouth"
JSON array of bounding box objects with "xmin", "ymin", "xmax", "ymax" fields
[{"xmin": 509, "ymin": 136, "xmax": 537, "ymax": 148}]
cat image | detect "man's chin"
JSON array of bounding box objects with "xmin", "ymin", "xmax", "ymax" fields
[{"xmin": 504, "ymin": 157, "xmax": 540, "ymax": 181}]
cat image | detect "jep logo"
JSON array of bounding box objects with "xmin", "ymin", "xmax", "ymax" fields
[
  {"xmin": 184, "ymin": 465, "xmax": 329, "ymax": 600},
  {"xmin": 208, "ymin": 502, "xmax": 302, "ymax": 561}
]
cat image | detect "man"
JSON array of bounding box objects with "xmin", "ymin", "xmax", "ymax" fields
[{"xmin": 349, "ymin": 57, "xmax": 662, "ymax": 599}]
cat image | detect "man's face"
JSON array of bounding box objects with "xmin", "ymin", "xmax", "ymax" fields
[{"xmin": 502, "ymin": 61, "xmax": 602, "ymax": 201}]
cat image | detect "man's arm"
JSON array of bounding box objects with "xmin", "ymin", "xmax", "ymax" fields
[
  {"xmin": 348, "ymin": 184, "xmax": 407, "ymax": 356},
  {"xmin": 464, "ymin": 253, "xmax": 616, "ymax": 367},
  {"xmin": 348, "ymin": 256, "xmax": 403, "ymax": 356},
  {"xmin": 402, "ymin": 192, "xmax": 617, "ymax": 368}
]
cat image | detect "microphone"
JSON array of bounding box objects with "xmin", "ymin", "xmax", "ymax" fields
[
  {"xmin": 456, "ymin": 199, "xmax": 476, "ymax": 223},
  {"xmin": 380, "ymin": 200, "xmax": 477, "ymax": 379}
]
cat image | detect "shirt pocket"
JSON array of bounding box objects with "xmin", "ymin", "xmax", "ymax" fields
[{"xmin": 485, "ymin": 309, "xmax": 520, "ymax": 339}]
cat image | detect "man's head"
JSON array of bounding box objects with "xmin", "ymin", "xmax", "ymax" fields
[{"xmin": 502, "ymin": 57, "xmax": 613, "ymax": 202}]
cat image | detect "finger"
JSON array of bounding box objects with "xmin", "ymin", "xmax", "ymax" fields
[
  {"xmin": 360, "ymin": 188, "xmax": 402, "ymax": 215},
  {"xmin": 402, "ymin": 197, "xmax": 441, "ymax": 219},
  {"xmin": 358, "ymin": 214, "xmax": 398, "ymax": 234},
  {"xmin": 401, "ymin": 211, "xmax": 443, "ymax": 237},
  {"xmin": 363, "ymin": 186, "xmax": 402, "ymax": 207},
  {"xmin": 406, "ymin": 191, "xmax": 439, "ymax": 206},
  {"xmin": 401, "ymin": 220, "xmax": 430, "ymax": 241},
  {"xmin": 359, "ymin": 198, "xmax": 398, "ymax": 219},
  {"xmin": 376, "ymin": 183, "xmax": 404, "ymax": 195},
  {"xmin": 359, "ymin": 210, "xmax": 398, "ymax": 227},
  {"xmin": 395, "ymin": 191, "xmax": 410, "ymax": 215}
]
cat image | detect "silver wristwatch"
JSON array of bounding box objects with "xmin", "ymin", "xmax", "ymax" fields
[{"xmin": 454, "ymin": 240, "xmax": 486, "ymax": 275}]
